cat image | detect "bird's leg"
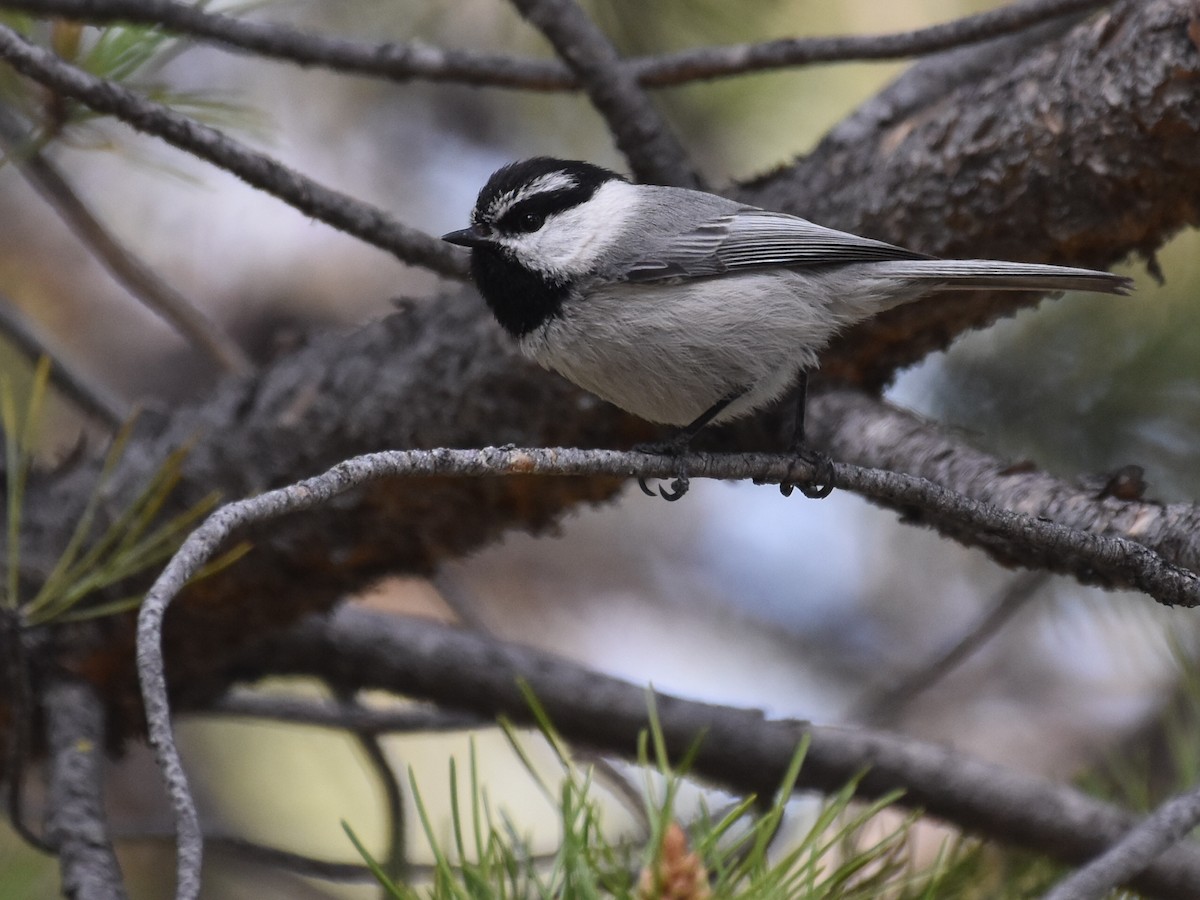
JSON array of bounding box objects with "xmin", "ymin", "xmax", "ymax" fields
[
  {"xmin": 636, "ymin": 389, "xmax": 744, "ymax": 501},
  {"xmin": 780, "ymin": 371, "xmax": 834, "ymax": 499}
]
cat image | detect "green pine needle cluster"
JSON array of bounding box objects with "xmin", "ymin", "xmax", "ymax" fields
[
  {"xmin": 345, "ymin": 690, "xmax": 1001, "ymax": 900},
  {"xmin": 0, "ymin": 5, "xmax": 261, "ymax": 158},
  {"xmin": 2, "ymin": 357, "xmax": 240, "ymax": 625}
]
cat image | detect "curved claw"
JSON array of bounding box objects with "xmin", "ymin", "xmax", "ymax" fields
[
  {"xmin": 659, "ymin": 475, "xmax": 690, "ymax": 501},
  {"xmin": 638, "ymin": 476, "xmax": 658, "ymax": 497},
  {"xmin": 796, "ymin": 481, "xmax": 834, "ymax": 500},
  {"xmin": 780, "ymin": 449, "xmax": 835, "ymax": 500}
]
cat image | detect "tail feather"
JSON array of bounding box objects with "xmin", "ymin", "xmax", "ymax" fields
[{"xmin": 871, "ymin": 260, "xmax": 1133, "ymax": 296}]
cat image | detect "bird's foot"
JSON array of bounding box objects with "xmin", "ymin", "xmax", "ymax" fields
[
  {"xmin": 780, "ymin": 446, "xmax": 835, "ymax": 499},
  {"xmin": 634, "ymin": 439, "xmax": 691, "ymax": 502}
]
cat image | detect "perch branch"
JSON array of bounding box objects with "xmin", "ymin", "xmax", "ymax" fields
[{"xmin": 134, "ymin": 446, "xmax": 1198, "ymax": 897}]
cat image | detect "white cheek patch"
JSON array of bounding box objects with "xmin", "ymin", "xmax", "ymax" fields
[{"xmin": 502, "ymin": 180, "xmax": 638, "ymax": 278}]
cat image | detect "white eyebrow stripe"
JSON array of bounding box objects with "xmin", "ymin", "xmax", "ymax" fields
[
  {"xmin": 483, "ymin": 171, "xmax": 580, "ymax": 222},
  {"xmin": 523, "ymin": 171, "xmax": 578, "ymax": 196}
]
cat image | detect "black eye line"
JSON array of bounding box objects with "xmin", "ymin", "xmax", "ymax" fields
[{"xmin": 493, "ymin": 186, "xmax": 591, "ymax": 235}]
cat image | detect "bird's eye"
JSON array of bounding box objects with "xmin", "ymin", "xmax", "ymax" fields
[{"xmin": 514, "ymin": 211, "xmax": 545, "ymax": 233}]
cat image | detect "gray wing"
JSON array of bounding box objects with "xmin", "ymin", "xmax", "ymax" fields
[{"xmin": 622, "ymin": 208, "xmax": 931, "ymax": 283}]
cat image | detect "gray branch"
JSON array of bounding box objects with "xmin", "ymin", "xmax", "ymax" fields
[
  {"xmin": 0, "ymin": 23, "xmax": 466, "ymax": 279},
  {"xmin": 0, "ymin": 107, "xmax": 251, "ymax": 376},
  {"xmin": 1044, "ymin": 782, "xmax": 1200, "ymax": 900},
  {"xmin": 248, "ymin": 605, "xmax": 1200, "ymax": 900},
  {"xmin": 0, "ymin": 294, "xmax": 127, "ymax": 428},
  {"xmin": 854, "ymin": 571, "xmax": 1048, "ymax": 725},
  {"xmin": 507, "ymin": 0, "xmax": 700, "ymax": 187},
  {"xmin": 0, "ymin": 0, "xmax": 1195, "ymax": 831},
  {"xmin": 132, "ymin": 445, "xmax": 1199, "ymax": 898},
  {"xmin": 43, "ymin": 672, "xmax": 127, "ymax": 900},
  {"xmin": 197, "ymin": 693, "xmax": 483, "ymax": 734},
  {"xmin": 0, "ymin": 0, "xmax": 1110, "ymax": 91}
]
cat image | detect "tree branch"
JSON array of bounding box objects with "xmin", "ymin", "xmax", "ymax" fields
[
  {"xmin": 2, "ymin": 0, "xmax": 1195, "ymax": 791},
  {"xmin": 0, "ymin": 23, "xmax": 466, "ymax": 278},
  {"xmin": 1044, "ymin": 781, "xmax": 1200, "ymax": 900},
  {"xmin": 0, "ymin": 294, "xmax": 127, "ymax": 428},
  {"xmin": 333, "ymin": 687, "xmax": 408, "ymax": 885},
  {"xmin": 0, "ymin": 107, "xmax": 251, "ymax": 376},
  {"xmin": 197, "ymin": 693, "xmax": 484, "ymax": 734},
  {"xmin": 807, "ymin": 388, "xmax": 1200, "ymax": 576},
  {"xmin": 116, "ymin": 830, "xmax": 383, "ymax": 883},
  {"xmin": 42, "ymin": 671, "xmax": 127, "ymax": 900},
  {"xmin": 130, "ymin": 445, "xmax": 1200, "ymax": 898},
  {"xmin": 244, "ymin": 606, "xmax": 1200, "ymax": 900},
  {"xmin": 738, "ymin": 0, "xmax": 1200, "ymax": 386},
  {"xmin": 0, "ymin": 0, "xmax": 1110, "ymax": 90},
  {"xmin": 507, "ymin": 0, "xmax": 699, "ymax": 187},
  {"xmin": 854, "ymin": 571, "xmax": 1048, "ymax": 725}
]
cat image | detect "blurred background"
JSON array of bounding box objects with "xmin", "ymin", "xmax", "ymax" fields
[{"xmin": 2, "ymin": 0, "xmax": 1198, "ymax": 896}]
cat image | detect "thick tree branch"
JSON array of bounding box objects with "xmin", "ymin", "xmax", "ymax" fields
[
  {"xmin": 0, "ymin": 24, "xmax": 466, "ymax": 279},
  {"xmin": 0, "ymin": 0, "xmax": 1109, "ymax": 91},
  {"xmin": 242, "ymin": 606, "xmax": 1200, "ymax": 900},
  {"xmin": 43, "ymin": 671, "xmax": 127, "ymax": 900},
  {"xmin": 807, "ymin": 388, "xmax": 1200, "ymax": 576},
  {"xmin": 738, "ymin": 0, "xmax": 1200, "ymax": 386},
  {"xmin": 507, "ymin": 0, "xmax": 699, "ymax": 188}
]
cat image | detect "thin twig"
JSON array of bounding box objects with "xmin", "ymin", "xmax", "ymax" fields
[
  {"xmin": 1043, "ymin": 781, "xmax": 1200, "ymax": 900},
  {"xmin": 507, "ymin": 0, "xmax": 699, "ymax": 188},
  {"xmin": 199, "ymin": 692, "xmax": 485, "ymax": 734},
  {"xmin": 116, "ymin": 829, "xmax": 384, "ymax": 883},
  {"xmin": 0, "ymin": 24, "xmax": 467, "ymax": 279},
  {"xmin": 855, "ymin": 571, "xmax": 1049, "ymax": 725},
  {"xmin": 2, "ymin": 614, "xmax": 55, "ymax": 854},
  {"xmin": 253, "ymin": 606, "xmax": 1200, "ymax": 900},
  {"xmin": 334, "ymin": 687, "xmax": 408, "ymax": 890},
  {"xmin": 628, "ymin": 0, "xmax": 1109, "ymax": 86},
  {"xmin": 0, "ymin": 295, "xmax": 128, "ymax": 428},
  {"xmin": 42, "ymin": 671, "xmax": 128, "ymax": 900},
  {"xmin": 0, "ymin": 0, "xmax": 1110, "ymax": 90},
  {"xmin": 431, "ymin": 573, "xmax": 652, "ymax": 836},
  {"xmin": 0, "ymin": 108, "xmax": 251, "ymax": 375},
  {"xmin": 133, "ymin": 446, "xmax": 1199, "ymax": 899}
]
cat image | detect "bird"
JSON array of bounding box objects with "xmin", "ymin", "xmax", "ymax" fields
[{"xmin": 442, "ymin": 156, "xmax": 1133, "ymax": 499}]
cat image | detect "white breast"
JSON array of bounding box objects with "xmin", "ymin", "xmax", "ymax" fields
[{"xmin": 519, "ymin": 271, "xmax": 841, "ymax": 425}]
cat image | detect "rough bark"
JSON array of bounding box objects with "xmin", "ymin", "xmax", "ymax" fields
[{"xmin": 738, "ymin": 0, "xmax": 1200, "ymax": 387}]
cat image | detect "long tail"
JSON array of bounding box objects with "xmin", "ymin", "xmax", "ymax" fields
[{"xmin": 871, "ymin": 259, "xmax": 1133, "ymax": 295}]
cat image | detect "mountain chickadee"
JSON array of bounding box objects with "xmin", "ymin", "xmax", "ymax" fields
[{"xmin": 443, "ymin": 157, "xmax": 1132, "ymax": 499}]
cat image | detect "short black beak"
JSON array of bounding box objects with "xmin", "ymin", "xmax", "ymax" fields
[{"xmin": 442, "ymin": 226, "xmax": 492, "ymax": 248}]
